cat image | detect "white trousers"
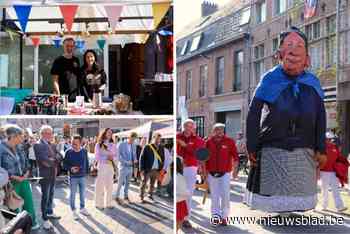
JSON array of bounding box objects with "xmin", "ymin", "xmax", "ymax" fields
[
  {"xmin": 320, "ymin": 171, "xmax": 345, "ymax": 210},
  {"xmin": 183, "ymin": 166, "xmax": 197, "ymax": 220},
  {"xmin": 208, "ymin": 173, "xmax": 230, "ymax": 218},
  {"xmin": 95, "ymin": 163, "xmax": 114, "ymax": 208}
]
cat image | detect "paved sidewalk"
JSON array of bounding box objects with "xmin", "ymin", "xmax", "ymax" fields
[
  {"xmin": 180, "ymin": 174, "xmax": 350, "ymax": 234},
  {"xmin": 28, "ymin": 176, "xmax": 173, "ymax": 234}
]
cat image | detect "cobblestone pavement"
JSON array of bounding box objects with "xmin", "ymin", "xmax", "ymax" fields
[
  {"xmin": 28, "ymin": 176, "xmax": 173, "ymax": 234},
  {"xmin": 180, "ymin": 174, "xmax": 350, "ymax": 234}
]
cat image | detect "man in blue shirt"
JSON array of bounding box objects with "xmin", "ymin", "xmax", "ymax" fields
[
  {"xmin": 63, "ymin": 135, "xmax": 90, "ymax": 220},
  {"xmin": 115, "ymin": 132, "xmax": 137, "ymax": 204}
]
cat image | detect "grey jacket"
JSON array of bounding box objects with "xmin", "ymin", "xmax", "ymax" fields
[{"xmin": 33, "ymin": 140, "xmax": 59, "ymax": 179}]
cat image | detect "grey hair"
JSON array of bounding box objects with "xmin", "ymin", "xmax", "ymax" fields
[
  {"xmin": 3, "ymin": 124, "xmax": 23, "ymax": 140},
  {"xmin": 39, "ymin": 125, "xmax": 53, "ymax": 136}
]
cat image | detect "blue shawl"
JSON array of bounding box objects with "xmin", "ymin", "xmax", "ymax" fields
[{"xmin": 254, "ymin": 65, "xmax": 324, "ymax": 103}]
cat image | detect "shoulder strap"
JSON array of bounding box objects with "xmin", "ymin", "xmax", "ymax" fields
[{"xmin": 148, "ymin": 144, "xmax": 162, "ymax": 163}]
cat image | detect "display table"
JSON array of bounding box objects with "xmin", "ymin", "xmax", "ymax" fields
[{"xmin": 66, "ymin": 102, "xmax": 143, "ymax": 115}]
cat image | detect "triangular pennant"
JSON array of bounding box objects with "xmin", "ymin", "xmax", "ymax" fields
[
  {"xmin": 59, "ymin": 5, "xmax": 78, "ymax": 33},
  {"xmin": 152, "ymin": 2, "xmax": 170, "ymax": 29},
  {"xmin": 13, "ymin": 5, "xmax": 32, "ymax": 32},
  {"xmin": 158, "ymin": 29, "xmax": 173, "ymax": 36},
  {"xmin": 53, "ymin": 37, "xmax": 62, "ymax": 48},
  {"xmin": 97, "ymin": 39, "xmax": 106, "ymax": 50},
  {"xmin": 104, "ymin": 5, "xmax": 124, "ymax": 32},
  {"xmin": 31, "ymin": 37, "xmax": 40, "ymax": 47}
]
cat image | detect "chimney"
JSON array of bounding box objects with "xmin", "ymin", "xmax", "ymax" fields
[{"xmin": 201, "ymin": 1, "xmax": 218, "ymax": 17}]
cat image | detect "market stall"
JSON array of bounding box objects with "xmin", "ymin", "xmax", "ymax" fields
[{"xmin": 0, "ymin": 0, "xmax": 173, "ymax": 115}]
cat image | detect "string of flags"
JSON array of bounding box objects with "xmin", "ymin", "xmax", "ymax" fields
[
  {"xmin": 12, "ymin": 2, "xmax": 170, "ymax": 34},
  {"xmin": 11, "ymin": 3, "xmax": 171, "ymax": 49}
]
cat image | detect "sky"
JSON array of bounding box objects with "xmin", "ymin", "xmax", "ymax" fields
[{"xmin": 175, "ymin": 0, "xmax": 233, "ymax": 34}]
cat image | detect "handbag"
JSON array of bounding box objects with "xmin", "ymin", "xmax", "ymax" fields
[{"xmin": 3, "ymin": 183, "xmax": 24, "ymax": 211}]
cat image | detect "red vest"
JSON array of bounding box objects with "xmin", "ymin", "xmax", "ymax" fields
[
  {"xmin": 205, "ymin": 136, "xmax": 239, "ymax": 173},
  {"xmin": 176, "ymin": 132, "xmax": 204, "ymax": 167}
]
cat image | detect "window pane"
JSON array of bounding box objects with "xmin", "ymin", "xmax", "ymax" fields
[
  {"xmin": 0, "ymin": 34, "xmax": 20, "ymax": 88},
  {"xmin": 234, "ymin": 51, "xmax": 243, "ymax": 91},
  {"xmin": 216, "ymin": 57, "xmax": 224, "ymax": 94},
  {"xmin": 313, "ymin": 21, "xmax": 320, "ymax": 39}
]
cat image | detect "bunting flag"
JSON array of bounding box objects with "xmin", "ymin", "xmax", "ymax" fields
[
  {"xmin": 158, "ymin": 29, "xmax": 173, "ymax": 36},
  {"xmin": 76, "ymin": 39, "xmax": 85, "ymax": 53},
  {"xmin": 53, "ymin": 37, "xmax": 62, "ymax": 48},
  {"xmin": 304, "ymin": 0, "xmax": 318, "ymax": 19},
  {"xmin": 31, "ymin": 37, "xmax": 40, "ymax": 47},
  {"xmin": 13, "ymin": 5, "xmax": 32, "ymax": 32},
  {"xmin": 97, "ymin": 38, "xmax": 106, "ymax": 51},
  {"xmin": 59, "ymin": 5, "xmax": 78, "ymax": 33},
  {"xmin": 152, "ymin": 2, "xmax": 170, "ymax": 29},
  {"xmin": 104, "ymin": 5, "xmax": 124, "ymax": 32}
]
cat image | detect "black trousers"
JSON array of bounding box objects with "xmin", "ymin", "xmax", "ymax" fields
[{"xmin": 39, "ymin": 178, "xmax": 56, "ymax": 221}]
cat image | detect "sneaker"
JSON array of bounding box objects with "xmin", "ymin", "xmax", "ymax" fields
[
  {"xmin": 47, "ymin": 213, "xmax": 61, "ymax": 219},
  {"xmin": 80, "ymin": 208, "xmax": 90, "ymax": 216},
  {"xmin": 148, "ymin": 195, "xmax": 154, "ymax": 201},
  {"xmin": 337, "ymin": 207, "xmax": 348, "ymax": 213},
  {"xmin": 73, "ymin": 211, "xmax": 79, "ymax": 220},
  {"xmin": 43, "ymin": 220, "xmax": 52, "ymax": 230},
  {"xmin": 31, "ymin": 223, "xmax": 40, "ymax": 230},
  {"xmin": 115, "ymin": 198, "xmax": 122, "ymax": 205}
]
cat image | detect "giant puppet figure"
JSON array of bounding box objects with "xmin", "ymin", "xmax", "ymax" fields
[{"xmin": 245, "ymin": 26, "xmax": 327, "ymax": 212}]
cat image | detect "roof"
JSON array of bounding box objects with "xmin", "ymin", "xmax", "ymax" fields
[{"xmin": 176, "ymin": 2, "xmax": 250, "ymax": 63}]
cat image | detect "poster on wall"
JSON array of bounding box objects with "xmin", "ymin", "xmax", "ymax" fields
[{"xmin": 0, "ymin": 54, "xmax": 9, "ymax": 87}]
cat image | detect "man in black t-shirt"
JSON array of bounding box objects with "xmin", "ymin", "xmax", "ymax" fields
[{"xmin": 51, "ymin": 38, "xmax": 81, "ymax": 102}]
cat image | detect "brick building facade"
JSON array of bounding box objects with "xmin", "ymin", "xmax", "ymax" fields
[{"xmin": 177, "ymin": 0, "xmax": 350, "ymax": 153}]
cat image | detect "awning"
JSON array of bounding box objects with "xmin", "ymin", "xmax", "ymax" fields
[
  {"xmin": 154, "ymin": 125, "xmax": 173, "ymax": 138},
  {"xmin": 115, "ymin": 120, "xmax": 170, "ymax": 138}
]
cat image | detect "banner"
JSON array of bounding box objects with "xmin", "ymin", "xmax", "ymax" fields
[
  {"xmin": 104, "ymin": 5, "xmax": 124, "ymax": 32},
  {"xmin": 59, "ymin": 5, "xmax": 78, "ymax": 33},
  {"xmin": 13, "ymin": 5, "xmax": 32, "ymax": 32},
  {"xmin": 152, "ymin": 2, "xmax": 170, "ymax": 29}
]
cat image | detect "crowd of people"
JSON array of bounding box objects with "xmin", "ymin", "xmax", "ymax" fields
[
  {"xmin": 176, "ymin": 26, "xmax": 350, "ymax": 232},
  {"xmin": 0, "ymin": 123, "xmax": 174, "ymax": 232}
]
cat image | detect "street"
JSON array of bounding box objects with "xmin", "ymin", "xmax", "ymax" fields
[
  {"xmin": 29, "ymin": 176, "xmax": 173, "ymax": 234},
  {"xmin": 181, "ymin": 173, "xmax": 350, "ymax": 234}
]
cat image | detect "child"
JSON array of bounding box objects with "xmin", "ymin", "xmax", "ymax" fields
[{"xmin": 176, "ymin": 157, "xmax": 190, "ymax": 232}]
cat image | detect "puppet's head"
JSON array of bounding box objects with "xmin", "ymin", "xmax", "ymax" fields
[{"xmin": 278, "ymin": 26, "xmax": 310, "ymax": 76}]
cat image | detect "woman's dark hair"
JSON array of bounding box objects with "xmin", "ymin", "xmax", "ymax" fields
[
  {"xmin": 82, "ymin": 49, "xmax": 100, "ymax": 72},
  {"xmin": 279, "ymin": 26, "xmax": 309, "ymax": 52},
  {"xmin": 97, "ymin": 128, "xmax": 114, "ymax": 149},
  {"xmin": 176, "ymin": 157, "xmax": 183, "ymax": 175}
]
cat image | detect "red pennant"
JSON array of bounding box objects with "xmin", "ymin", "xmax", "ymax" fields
[
  {"xmin": 59, "ymin": 5, "xmax": 78, "ymax": 33},
  {"xmin": 31, "ymin": 37, "xmax": 40, "ymax": 47}
]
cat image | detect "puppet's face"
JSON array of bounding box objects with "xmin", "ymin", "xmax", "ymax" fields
[{"xmin": 279, "ymin": 32, "xmax": 310, "ymax": 76}]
